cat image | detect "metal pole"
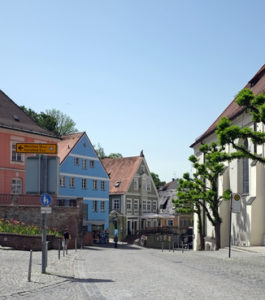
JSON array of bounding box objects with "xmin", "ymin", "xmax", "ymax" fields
[
  {"xmin": 58, "ymin": 239, "xmax": 60, "ymax": 260},
  {"xmin": 172, "ymin": 240, "xmax": 175, "ymax": 253},
  {"xmin": 162, "ymin": 241, "xmax": 164, "ymax": 252},
  {"xmin": 75, "ymin": 237, "xmax": 77, "ymax": 252},
  {"xmin": 28, "ymin": 250, "xmax": 32, "ymax": 282},
  {"xmin": 42, "ymin": 213, "xmax": 47, "ymax": 273},
  {"xmin": 229, "ymin": 193, "xmax": 233, "ymax": 258},
  {"xmin": 46, "ymin": 241, "xmax": 49, "ymax": 267},
  {"xmin": 41, "ymin": 155, "xmax": 48, "ymax": 273}
]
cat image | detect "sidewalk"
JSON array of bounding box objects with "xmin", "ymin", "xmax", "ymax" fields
[{"xmin": 0, "ymin": 247, "xmax": 78, "ymax": 299}]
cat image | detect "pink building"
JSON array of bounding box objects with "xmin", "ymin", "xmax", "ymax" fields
[{"xmin": 0, "ymin": 90, "xmax": 59, "ymax": 195}]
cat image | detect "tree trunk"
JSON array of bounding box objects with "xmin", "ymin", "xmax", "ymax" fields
[
  {"xmin": 198, "ymin": 212, "xmax": 205, "ymax": 250},
  {"xmin": 215, "ymin": 222, "xmax": 221, "ymax": 250}
]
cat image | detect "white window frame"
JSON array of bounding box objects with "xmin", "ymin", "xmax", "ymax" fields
[
  {"xmin": 69, "ymin": 177, "xmax": 75, "ymax": 188},
  {"xmin": 152, "ymin": 201, "xmax": 157, "ymax": 212},
  {"xmin": 82, "ymin": 159, "xmax": 88, "ymax": 169},
  {"xmin": 82, "ymin": 178, "xmax": 87, "ymax": 189},
  {"xmin": 100, "ymin": 201, "xmax": 105, "ymax": 212},
  {"xmin": 11, "ymin": 178, "xmax": 22, "ymax": 194},
  {"xmin": 147, "ymin": 200, "xmax": 151, "ymax": 212},
  {"xmin": 93, "ymin": 200, "xmax": 98, "ymax": 212},
  {"xmin": 134, "ymin": 199, "xmax": 139, "ymax": 212},
  {"xmin": 74, "ymin": 157, "xmax": 79, "ymax": 166},
  {"xmin": 113, "ymin": 199, "xmax": 120, "ymax": 210},
  {"xmin": 90, "ymin": 160, "xmax": 95, "ymax": 168},
  {"xmin": 147, "ymin": 180, "xmax": 151, "ymax": 192},
  {"xmin": 133, "ymin": 178, "xmax": 139, "ymax": 191},
  {"xmin": 60, "ymin": 176, "xmax": 66, "ymax": 187},
  {"xmin": 11, "ymin": 142, "xmax": 24, "ymax": 163},
  {"xmin": 101, "ymin": 181, "xmax": 105, "ymax": 191},
  {"xmin": 142, "ymin": 200, "xmax": 147, "ymax": 212},
  {"xmin": 93, "ymin": 180, "xmax": 98, "ymax": 190},
  {"xmin": 127, "ymin": 198, "xmax": 132, "ymax": 211}
]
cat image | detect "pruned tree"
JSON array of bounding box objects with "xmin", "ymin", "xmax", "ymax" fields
[
  {"xmin": 174, "ymin": 143, "xmax": 231, "ymax": 250},
  {"xmin": 174, "ymin": 173, "xmax": 204, "ymax": 250},
  {"xmin": 216, "ymin": 88, "xmax": 265, "ymax": 162}
]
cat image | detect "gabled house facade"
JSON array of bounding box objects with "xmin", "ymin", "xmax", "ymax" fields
[
  {"xmin": 159, "ymin": 179, "xmax": 192, "ymax": 233},
  {"xmin": 0, "ymin": 90, "xmax": 59, "ymax": 197},
  {"xmin": 102, "ymin": 153, "xmax": 159, "ymax": 240},
  {"xmin": 57, "ymin": 132, "xmax": 109, "ymax": 237},
  {"xmin": 191, "ymin": 64, "xmax": 265, "ymax": 250}
]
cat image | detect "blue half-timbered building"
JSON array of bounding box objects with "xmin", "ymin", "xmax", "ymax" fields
[{"xmin": 57, "ymin": 132, "xmax": 109, "ymax": 236}]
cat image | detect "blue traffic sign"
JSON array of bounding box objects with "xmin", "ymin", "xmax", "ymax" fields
[{"xmin": 40, "ymin": 193, "xmax": 52, "ymax": 206}]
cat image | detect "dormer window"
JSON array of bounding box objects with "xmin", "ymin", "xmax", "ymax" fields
[{"xmin": 114, "ymin": 181, "xmax": 121, "ymax": 187}]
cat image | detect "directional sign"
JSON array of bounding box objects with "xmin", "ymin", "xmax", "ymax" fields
[
  {"xmin": 16, "ymin": 143, "xmax": 57, "ymax": 154},
  {"xmin": 41, "ymin": 207, "xmax": 52, "ymax": 214},
  {"xmin": 40, "ymin": 193, "xmax": 52, "ymax": 206}
]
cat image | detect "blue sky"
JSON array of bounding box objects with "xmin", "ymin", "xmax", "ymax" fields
[{"xmin": 1, "ymin": 1, "xmax": 265, "ymax": 182}]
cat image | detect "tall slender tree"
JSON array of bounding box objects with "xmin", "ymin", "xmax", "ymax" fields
[{"xmin": 174, "ymin": 143, "xmax": 231, "ymax": 250}]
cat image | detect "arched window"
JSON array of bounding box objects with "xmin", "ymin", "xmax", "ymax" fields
[{"xmin": 242, "ymin": 139, "xmax": 249, "ymax": 194}]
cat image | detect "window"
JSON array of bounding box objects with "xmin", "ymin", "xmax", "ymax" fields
[
  {"xmin": 11, "ymin": 143, "xmax": 23, "ymax": 162},
  {"xmin": 100, "ymin": 201, "xmax": 105, "ymax": 212},
  {"xmin": 93, "ymin": 180, "xmax": 98, "ymax": 190},
  {"xmin": 147, "ymin": 181, "xmax": 151, "ymax": 192},
  {"xmin": 243, "ymin": 139, "xmax": 249, "ymax": 194},
  {"xmin": 127, "ymin": 199, "xmax": 132, "ymax": 210},
  {"xmin": 134, "ymin": 199, "xmax": 139, "ymax": 211},
  {"xmin": 93, "ymin": 200, "xmax": 97, "ymax": 212},
  {"xmin": 142, "ymin": 179, "xmax": 147, "ymax": 191},
  {"xmin": 147, "ymin": 200, "xmax": 151, "ymax": 211},
  {"xmin": 101, "ymin": 181, "xmax": 105, "ymax": 191},
  {"xmin": 133, "ymin": 178, "xmax": 138, "ymax": 190},
  {"xmin": 74, "ymin": 157, "xmax": 79, "ymax": 165},
  {"xmin": 142, "ymin": 200, "xmax": 147, "ymax": 211},
  {"xmin": 60, "ymin": 176, "xmax": 66, "ymax": 187},
  {"xmin": 113, "ymin": 199, "xmax": 120, "ymax": 210},
  {"xmin": 82, "ymin": 159, "xmax": 87, "ymax": 169},
  {"xmin": 168, "ymin": 219, "xmax": 173, "ymax": 227},
  {"xmin": 69, "ymin": 177, "xmax": 75, "ymax": 188},
  {"xmin": 11, "ymin": 178, "xmax": 22, "ymax": 194},
  {"xmin": 152, "ymin": 201, "xmax": 157, "ymax": 212},
  {"xmin": 90, "ymin": 160, "xmax": 95, "ymax": 168},
  {"xmin": 82, "ymin": 178, "xmax": 87, "ymax": 189}
]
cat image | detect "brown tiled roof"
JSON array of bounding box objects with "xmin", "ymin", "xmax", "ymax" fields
[
  {"xmin": 0, "ymin": 90, "xmax": 58, "ymax": 138},
  {"xmin": 191, "ymin": 64, "xmax": 265, "ymax": 147},
  {"xmin": 101, "ymin": 156, "xmax": 143, "ymax": 194},
  {"xmin": 57, "ymin": 132, "xmax": 84, "ymax": 164}
]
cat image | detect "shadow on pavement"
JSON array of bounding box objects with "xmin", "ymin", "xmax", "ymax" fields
[
  {"xmin": 51, "ymin": 274, "xmax": 114, "ymax": 283},
  {"xmin": 84, "ymin": 243, "xmax": 143, "ymax": 250}
]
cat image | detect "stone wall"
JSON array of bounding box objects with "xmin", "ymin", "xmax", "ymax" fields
[{"xmin": 0, "ymin": 198, "xmax": 84, "ymax": 248}]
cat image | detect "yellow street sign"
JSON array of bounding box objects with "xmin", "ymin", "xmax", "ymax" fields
[{"xmin": 16, "ymin": 143, "xmax": 57, "ymax": 154}]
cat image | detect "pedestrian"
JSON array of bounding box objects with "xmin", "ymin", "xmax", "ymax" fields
[
  {"xmin": 114, "ymin": 235, "xmax": 118, "ymax": 248},
  {"xmin": 63, "ymin": 228, "xmax": 70, "ymax": 254}
]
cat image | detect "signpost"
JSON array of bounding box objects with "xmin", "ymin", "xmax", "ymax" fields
[
  {"xmin": 16, "ymin": 143, "xmax": 57, "ymax": 154},
  {"xmin": 41, "ymin": 193, "xmax": 52, "ymax": 273},
  {"xmin": 229, "ymin": 193, "xmax": 241, "ymax": 258},
  {"xmin": 16, "ymin": 143, "xmax": 58, "ymax": 273}
]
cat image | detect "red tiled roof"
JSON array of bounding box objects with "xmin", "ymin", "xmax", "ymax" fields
[
  {"xmin": 0, "ymin": 90, "xmax": 58, "ymax": 138},
  {"xmin": 57, "ymin": 132, "xmax": 84, "ymax": 164},
  {"xmin": 101, "ymin": 156, "xmax": 143, "ymax": 194},
  {"xmin": 191, "ymin": 64, "xmax": 265, "ymax": 147}
]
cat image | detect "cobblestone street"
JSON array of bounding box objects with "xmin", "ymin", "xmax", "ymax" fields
[{"xmin": 1, "ymin": 244, "xmax": 265, "ymax": 299}]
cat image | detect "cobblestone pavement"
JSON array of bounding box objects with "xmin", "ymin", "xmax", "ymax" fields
[{"xmin": 0, "ymin": 244, "xmax": 265, "ymax": 299}]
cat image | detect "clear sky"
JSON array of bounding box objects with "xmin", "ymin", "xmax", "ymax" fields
[{"xmin": 1, "ymin": 1, "xmax": 265, "ymax": 183}]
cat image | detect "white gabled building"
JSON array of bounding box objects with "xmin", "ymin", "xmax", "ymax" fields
[{"xmin": 191, "ymin": 64, "xmax": 265, "ymax": 250}]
